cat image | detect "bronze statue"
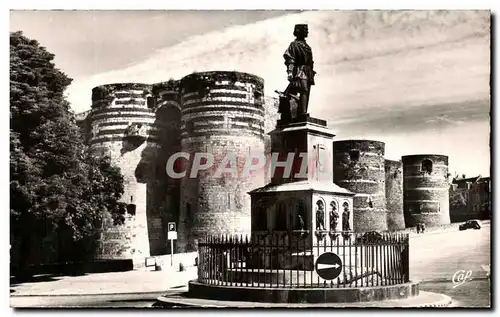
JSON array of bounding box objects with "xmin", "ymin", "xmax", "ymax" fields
[{"xmin": 278, "ymin": 24, "xmax": 316, "ymax": 122}]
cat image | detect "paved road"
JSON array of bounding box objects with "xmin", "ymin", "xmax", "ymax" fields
[
  {"xmin": 410, "ymin": 225, "xmax": 490, "ymax": 307},
  {"xmin": 410, "ymin": 225, "xmax": 490, "ymax": 282}
]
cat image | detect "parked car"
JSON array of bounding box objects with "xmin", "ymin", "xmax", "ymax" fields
[{"xmin": 459, "ymin": 220, "xmax": 481, "ymax": 231}]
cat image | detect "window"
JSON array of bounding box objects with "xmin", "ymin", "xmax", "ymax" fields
[
  {"xmin": 186, "ymin": 121, "xmax": 194, "ymax": 134},
  {"xmin": 147, "ymin": 96, "xmax": 155, "ymax": 109},
  {"xmin": 421, "ymin": 159, "xmax": 433, "ymax": 174},
  {"xmin": 349, "ymin": 150, "xmax": 360, "ymax": 162},
  {"xmin": 127, "ymin": 204, "xmax": 136, "ymax": 216}
]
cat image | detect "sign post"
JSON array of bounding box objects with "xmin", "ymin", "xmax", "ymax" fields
[
  {"xmin": 315, "ymin": 252, "xmax": 343, "ymax": 280},
  {"xmin": 167, "ymin": 222, "xmax": 177, "ymax": 267}
]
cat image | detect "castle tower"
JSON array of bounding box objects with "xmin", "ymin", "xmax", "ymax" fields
[
  {"xmin": 177, "ymin": 71, "xmax": 267, "ymax": 252},
  {"xmin": 385, "ymin": 159, "xmax": 405, "ymax": 230},
  {"xmin": 402, "ymin": 155, "xmax": 451, "ymax": 227},
  {"xmin": 332, "ymin": 140, "xmax": 388, "ymax": 232},
  {"xmin": 88, "ymin": 83, "xmax": 160, "ymax": 264},
  {"xmin": 152, "ymin": 80, "xmax": 182, "ymax": 254}
]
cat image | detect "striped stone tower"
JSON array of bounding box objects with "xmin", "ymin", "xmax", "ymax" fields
[
  {"xmin": 177, "ymin": 71, "xmax": 267, "ymax": 252},
  {"xmin": 88, "ymin": 83, "xmax": 160, "ymax": 263},
  {"xmin": 332, "ymin": 140, "xmax": 388, "ymax": 232},
  {"xmin": 402, "ymin": 155, "xmax": 451, "ymax": 227}
]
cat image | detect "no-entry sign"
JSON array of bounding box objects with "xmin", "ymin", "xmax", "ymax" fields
[{"xmin": 315, "ymin": 252, "xmax": 343, "ymax": 280}]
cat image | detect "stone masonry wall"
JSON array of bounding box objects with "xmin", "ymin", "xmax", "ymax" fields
[
  {"xmin": 263, "ymin": 97, "xmax": 280, "ymax": 184},
  {"xmin": 89, "ymin": 83, "xmax": 156, "ymax": 262},
  {"xmin": 385, "ymin": 159, "xmax": 405, "ymax": 230},
  {"xmin": 402, "ymin": 154, "xmax": 450, "ymax": 227},
  {"xmin": 151, "ymin": 80, "xmax": 182, "ymax": 254},
  {"xmin": 177, "ymin": 71, "xmax": 266, "ymax": 252},
  {"xmin": 332, "ymin": 140, "xmax": 388, "ymax": 232}
]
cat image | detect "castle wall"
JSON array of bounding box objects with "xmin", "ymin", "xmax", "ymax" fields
[
  {"xmin": 151, "ymin": 80, "xmax": 182, "ymax": 254},
  {"xmin": 177, "ymin": 71, "xmax": 267, "ymax": 252},
  {"xmin": 402, "ymin": 154, "xmax": 451, "ymax": 227},
  {"xmin": 262, "ymin": 97, "xmax": 280, "ymax": 184},
  {"xmin": 332, "ymin": 140, "xmax": 388, "ymax": 232},
  {"xmin": 385, "ymin": 159, "xmax": 405, "ymax": 230}
]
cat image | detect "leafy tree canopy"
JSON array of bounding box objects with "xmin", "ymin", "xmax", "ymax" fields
[{"xmin": 10, "ymin": 31, "xmax": 127, "ymax": 268}]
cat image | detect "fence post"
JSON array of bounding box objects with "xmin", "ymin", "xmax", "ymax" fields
[{"xmin": 404, "ymin": 234, "xmax": 410, "ymax": 282}]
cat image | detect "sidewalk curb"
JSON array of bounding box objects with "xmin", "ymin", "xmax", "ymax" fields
[
  {"xmin": 10, "ymin": 285, "xmax": 188, "ymax": 298},
  {"xmin": 413, "ymin": 294, "xmax": 453, "ymax": 308}
]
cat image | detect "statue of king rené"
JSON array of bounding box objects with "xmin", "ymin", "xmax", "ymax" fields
[{"xmin": 278, "ymin": 24, "xmax": 316, "ymax": 122}]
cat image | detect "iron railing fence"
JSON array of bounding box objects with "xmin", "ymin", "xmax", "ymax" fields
[{"xmin": 197, "ymin": 231, "xmax": 409, "ymax": 288}]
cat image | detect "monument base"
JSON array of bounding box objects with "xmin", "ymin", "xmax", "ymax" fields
[
  {"xmin": 154, "ymin": 280, "xmax": 425, "ymax": 305},
  {"xmin": 277, "ymin": 113, "xmax": 327, "ymax": 127},
  {"xmin": 154, "ymin": 288, "xmax": 453, "ymax": 307}
]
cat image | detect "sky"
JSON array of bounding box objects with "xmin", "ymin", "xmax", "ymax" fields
[{"xmin": 9, "ymin": 10, "xmax": 491, "ymax": 177}]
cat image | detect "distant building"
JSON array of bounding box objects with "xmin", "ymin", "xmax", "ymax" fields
[{"xmin": 449, "ymin": 176, "xmax": 491, "ymax": 222}]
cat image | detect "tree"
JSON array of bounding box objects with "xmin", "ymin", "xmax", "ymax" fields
[{"xmin": 10, "ymin": 31, "xmax": 127, "ymax": 276}]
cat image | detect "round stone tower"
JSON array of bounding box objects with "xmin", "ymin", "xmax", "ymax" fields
[
  {"xmin": 402, "ymin": 155, "xmax": 450, "ymax": 227},
  {"xmin": 385, "ymin": 159, "xmax": 405, "ymax": 231},
  {"xmin": 332, "ymin": 140, "xmax": 388, "ymax": 232},
  {"xmin": 177, "ymin": 71, "xmax": 266, "ymax": 252},
  {"xmin": 89, "ymin": 83, "xmax": 158, "ymax": 262}
]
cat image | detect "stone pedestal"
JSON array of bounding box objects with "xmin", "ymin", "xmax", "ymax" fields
[
  {"xmin": 269, "ymin": 115, "xmax": 334, "ymax": 185},
  {"xmin": 249, "ymin": 115, "xmax": 355, "ymax": 254}
]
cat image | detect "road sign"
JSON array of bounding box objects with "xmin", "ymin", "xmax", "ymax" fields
[
  {"xmin": 168, "ymin": 222, "xmax": 176, "ymax": 232},
  {"xmin": 167, "ymin": 231, "xmax": 177, "ymax": 240},
  {"xmin": 315, "ymin": 252, "xmax": 343, "ymax": 280},
  {"xmin": 145, "ymin": 257, "xmax": 156, "ymax": 267}
]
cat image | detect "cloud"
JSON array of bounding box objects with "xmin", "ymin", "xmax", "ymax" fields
[
  {"xmin": 329, "ymin": 98, "xmax": 490, "ymax": 137},
  {"xmin": 63, "ymin": 10, "xmax": 491, "ymax": 176},
  {"xmin": 66, "ymin": 10, "xmax": 490, "ymax": 115}
]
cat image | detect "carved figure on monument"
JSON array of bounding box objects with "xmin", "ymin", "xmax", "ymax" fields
[
  {"xmin": 329, "ymin": 201, "xmax": 339, "ymax": 231},
  {"xmin": 342, "ymin": 202, "xmax": 350, "ymax": 232},
  {"xmin": 316, "ymin": 200, "xmax": 325, "ymax": 231},
  {"xmin": 277, "ymin": 24, "xmax": 316, "ymax": 123},
  {"xmin": 296, "ymin": 214, "xmax": 305, "ymax": 231}
]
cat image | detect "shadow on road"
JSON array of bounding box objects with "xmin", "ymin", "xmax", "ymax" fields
[{"xmin": 10, "ymin": 272, "xmax": 88, "ymax": 287}]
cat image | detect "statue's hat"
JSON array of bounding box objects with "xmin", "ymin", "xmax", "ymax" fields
[{"xmin": 294, "ymin": 24, "xmax": 308, "ymax": 31}]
